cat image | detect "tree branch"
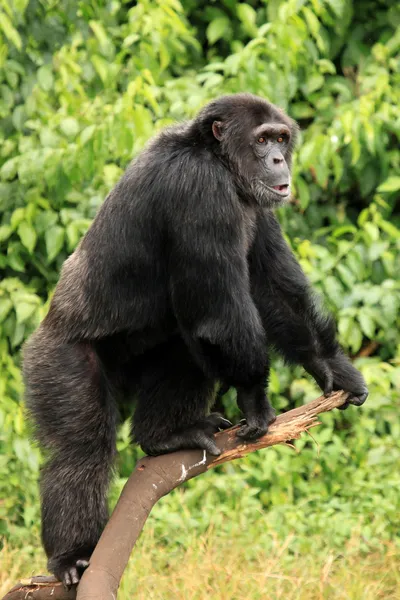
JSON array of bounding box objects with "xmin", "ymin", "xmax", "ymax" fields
[{"xmin": 2, "ymin": 390, "xmax": 349, "ymax": 600}]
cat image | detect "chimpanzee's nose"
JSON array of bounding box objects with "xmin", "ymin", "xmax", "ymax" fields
[{"xmin": 273, "ymin": 153, "xmax": 285, "ymax": 165}]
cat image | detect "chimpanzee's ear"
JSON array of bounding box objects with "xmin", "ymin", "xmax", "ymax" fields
[{"xmin": 212, "ymin": 121, "xmax": 224, "ymax": 141}]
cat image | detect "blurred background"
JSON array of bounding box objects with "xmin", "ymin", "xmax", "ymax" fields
[{"xmin": 0, "ymin": 1, "xmax": 399, "ymax": 598}]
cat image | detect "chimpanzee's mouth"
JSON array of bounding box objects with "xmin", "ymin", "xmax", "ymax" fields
[{"xmin": 270, "ymin": 184, "xmax": 290, "ymax": 196}]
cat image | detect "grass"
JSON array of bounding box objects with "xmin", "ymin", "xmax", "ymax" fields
[{"xmin": 1, "ymin": 530, "xmax": 399, "ymax": 600}]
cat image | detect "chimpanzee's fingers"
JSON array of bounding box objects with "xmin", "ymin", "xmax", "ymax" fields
[
  {"xmin": 63, "ymin": 572, "xmax": 72, "ymax": 589},
  {"xmin": 63, "ymin": 567, "xmax": 79, "ymax": 588},
  {"xmin": 323, "ymin": 366, "xmax": 333, "ymax": 396},
  {"xmin": 348, "ymin": 389, "xmax": 369, "ymax": 406},
  {"xmin": 338, "ymin": 388, "xmax": 368, "ymax": 410}
]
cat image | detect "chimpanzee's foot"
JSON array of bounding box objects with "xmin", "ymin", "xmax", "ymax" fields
[
  {"xmin": 237, "ymin": 407, "xmax": 276, "ymax": 441},
  {"xmin": 50, "ymin": 555, "xmax": 90, "ymax": 588},
  {"xmin": 235, "ymin": 385, "xmax": 276, "ymax": 441},
  {"xmin": 141, "ymin": 413, "xmax": 232, "ymax": 457}
]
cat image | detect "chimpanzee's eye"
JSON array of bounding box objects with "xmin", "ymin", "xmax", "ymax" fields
[
  {"xmin": 257, "ymin": 136, "xmax": 266, "ymax": 144},
  {"xmin": 277, "ymin": 136, "xmax": 284, "ymax": 143}
]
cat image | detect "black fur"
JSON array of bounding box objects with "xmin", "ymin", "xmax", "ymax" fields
[{"xmin": 23, "ymin": 93, "xmax": 368, "ymax": 585}]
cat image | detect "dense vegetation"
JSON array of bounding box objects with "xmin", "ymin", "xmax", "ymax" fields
[{"xmin": 0, "ymin": 0, "xmax": 399, "ymax": 596}]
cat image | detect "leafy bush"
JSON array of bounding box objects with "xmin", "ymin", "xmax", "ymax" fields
[{"xmin": 0, "ymin": 0, "xmax": 399, "ymax": 553}]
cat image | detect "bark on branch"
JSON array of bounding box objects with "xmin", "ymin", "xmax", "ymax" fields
[{"xmin": 2, "ymin": 390, "xmax": 350, "ymax": 600}]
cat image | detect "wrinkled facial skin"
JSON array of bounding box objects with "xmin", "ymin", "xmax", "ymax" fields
[
  {"xmin": 247, "ymin": 123, "xmax": 292, "ymax": 208},
  {"xmin": 211, "ymin": 103, "xmax": 296, "ymax": 209}
]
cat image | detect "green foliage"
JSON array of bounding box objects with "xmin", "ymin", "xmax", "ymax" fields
[{"xmin": 0, "ymin": 0, "xmax": 399, "ymax": 558}]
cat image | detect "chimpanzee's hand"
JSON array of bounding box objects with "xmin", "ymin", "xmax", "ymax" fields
[{"xmin": 305, "ymin": 353, "xmax": 368, "ymax": 410}]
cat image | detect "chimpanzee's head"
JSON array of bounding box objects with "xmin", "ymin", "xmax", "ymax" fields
[{"xmin": 196, "ymin": 93, "xmax": 299, "ymax": 208}]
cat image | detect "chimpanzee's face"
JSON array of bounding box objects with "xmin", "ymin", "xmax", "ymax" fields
[{"xmin": 211, "ymin": 98, "xmax": 297, "ymax": 208}]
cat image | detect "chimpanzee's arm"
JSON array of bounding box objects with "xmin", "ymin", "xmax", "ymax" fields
[{"xmin": 249, "ymin": 211, "xmax": 368, "ymax": 407}]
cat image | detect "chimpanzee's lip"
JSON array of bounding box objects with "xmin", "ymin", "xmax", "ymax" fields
[{"xmin": 268, "ymin": 184, "xmax": 290, "ymax": 196}]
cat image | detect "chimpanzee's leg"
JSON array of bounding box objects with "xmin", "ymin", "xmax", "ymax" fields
[
  {"xmin": 132, "ymin": 337, "xmax": 231, "ymax": 457},
  {"xmin": 23, "ymin": 326, "xmax": 118, "ymax": 586}
]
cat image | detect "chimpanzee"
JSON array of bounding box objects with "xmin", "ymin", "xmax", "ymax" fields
[{"xmin": 23, "ymin": 93, "xmax": 368, "ymax": 586}]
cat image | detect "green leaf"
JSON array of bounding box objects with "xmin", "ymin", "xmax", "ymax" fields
[
  {"xmin": 349, "ymin": 323, "xmax": 363, "ymax": 353},
  {"xmin": 6, "ymin": 70, "xmax": 18, "ymax": 89},
  {"xmin": 45, "ymin": 226, "xmax": 65, "ymax": 262},
  {"xmin": 17, "ymin": 222, "xmax": 37, "ymax": 253},
  {"xmin": 15, "ymin": 301, "xmax": 37, "ymax": 324},
  {"xmin": 295, "ymin": 177, "xmax": 310, "ymax": 210},
  {"xmin": 103, "ymin": 164, "xmax": 123, "ymax": 186},
  {"xmin": 60, "ymin": 118, "xmax": 80, "ymax": 138},
  {"xmin": 323, "ymin": 276, "xmax": 344, "ymax": 307},
  {"xmin": 66, "ymin": 222, "xmax": 80, "ymax": 250},
  {"xmin": 358, "ymin": 313, "xmax": 375, "ymax": 339},
  {"xmin": 377, "ymin": 177, "xmax": 400, "ymax": 193},
  {"xmin": 269, "ymin": 368, "xmax": 280, "ymax": 394},
  {"xmin": 291, "ymin": 103, "xmax": 315, "ymax": 119},
  {"xmin": 381, "ymin": 294, "xmax": 399, "ymax": 323},
  {"xmin": 338, "ymin": 316, "xmax": 353, "ymax": 344},
  {"xmin": 302, "ymin": 6, "xmax": 320, "ymax": 38},
  {"xmin": 336, "ymin": 264, "xmax": 355, "ymax": 288},
  {"xmin": 237, "ymin": 4, "xmax": 257, "ymax": 35},
  {"xmin": 40, "ymin": 128, "xmax": 61, "ymax": 148},
  {"xmin": 331, "ymin": 225, "xmax": 356, "ymax": 238},
  {"xmin": 7, "ymin": 247, "xmax": 25, "ymax": 272},
  {"xmin": 325, "ymin": 0, "xmax": 345, "ymax": 17},
  {"xmin": 331, "ymin": 154, "xmax": 343, "ymax": 184},
  {"xmin": 206, "ymin": 17, "xmax": 230, "ymax": 45},
  {"xmin": 0, "ymin": 157, "xmax": 19, "ymax": 181},
  {"xmin": 302, "ymin": 73, "xmax": 324, "ymax": 96},
  {"xmin": 14, "ymin": 0, "xmax": 30, "ymax": 12},
  {"xmin": 12, "ymin": 106, "xmax": 26, "ymax": 131},
  {"xmin": 123, "ymin": 33, "xmax": 140, "ymax": 48},
  {"xmin": 379, "ymin": 221, "xmax": 400, "ymax": 239},
  {"xmin": 80, "ymin": 125, "xmax": 96, "ymax": 145},
  {"xmin": 368, "ymin": 241, "xmax": 387, "ymax": 262},
  {"xmin": 317, "ymin": 59, "xmax": 336, "ymax": 74},
  {"xmin": 0, "ymin": 11, "xmax": 22, "ymax": 49},
  {"xmin": 0, "ymin": 298, "xmax": 12, "ymax": 322},
  {"xmin": 350, "ymin": 136, "xmax": 361, "ymax": 165},
  {"xmin": 11, "ymin": 321, "xmax": 25, "ymax": 346},
  {"xmin": 34, "ymin": 211, "xmax": 58, "ymax": 234},
  {"xmin": 89, "ymin": 20, "xmax": 109, "ymax": 48},
  {"xmin": 92, "ymin": 55, "xmax": 109, "ymax": 83},
  {"xmin": 11, "ymin": 208, "xmax": 25, "ymax": 230},
  {"xmin": 364, "ymin": 223, "xmax": 379, "ymax": 242},
  {"xmin": 0, "ymin": 225, "xmax": 12, "ymax": 242},
  {"xmin": 37, "ymin": 65, "xmax": 54, "ymax": 92}
]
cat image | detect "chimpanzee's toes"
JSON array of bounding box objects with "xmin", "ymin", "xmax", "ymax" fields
[
  {"xmin": 237, "ymin": 422, "xmax": 268, "ymax": 440},
  {"xmin": 237, "ymin": 409, "xmax": 276, "ymax": 441},
  {"xmin": 203, "ymin": 412, "xmax": 232, "ymax": 431},
  {"xmin": 140, "ymin": 418, "xmax": 225, "ymax": 456},
  {"xmin": 191, "ymin": 429, "xmax": 222, "ymax": 455},
  {"xmin": 62, "ymin": 567, "xmax": 79, "ymax": 589},
  {"xmin": 187, "ymin": 413, "xmax": 232, "ymax": 454},
  {"xmin": 349, "ymin": 389, "xmax": 369, "ymax": 406},
  {"xmin": 53, "ymin": 557, "xmax": 90, "ymax": 589}
]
